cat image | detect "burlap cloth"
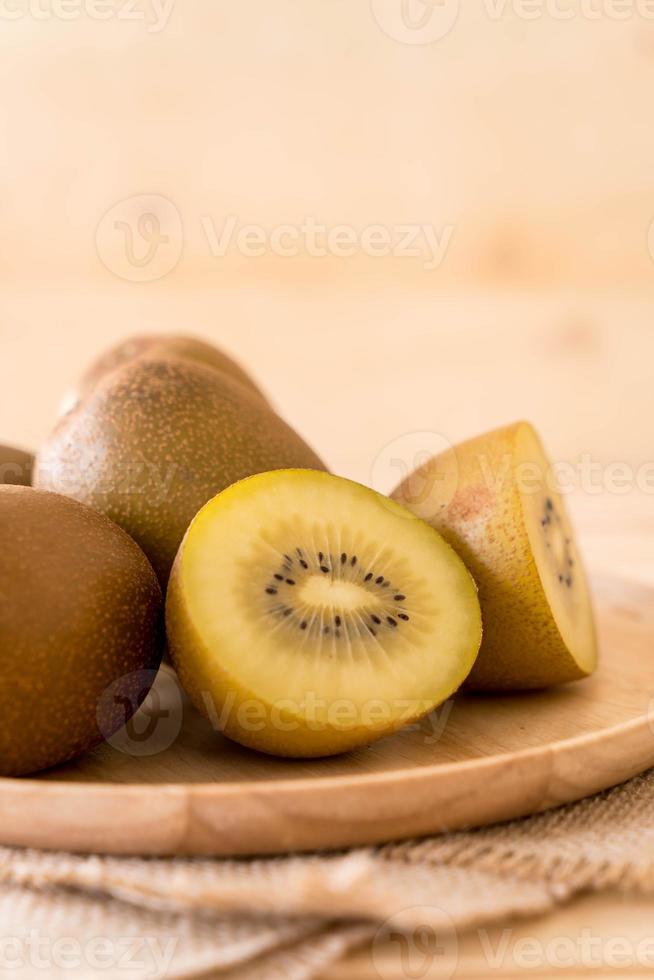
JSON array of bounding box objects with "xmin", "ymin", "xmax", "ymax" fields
[{"xmin": 1, "ymin": 768, "xmax": 654, "ymax": 978}]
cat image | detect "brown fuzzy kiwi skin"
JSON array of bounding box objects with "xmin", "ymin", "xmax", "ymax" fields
[
  {"xmin": 392, "ymin": 422, "xmax": 596, "ymax": 691},
  {"xmin": 35, "ymin": 357, "xmax": 327, "ymax": 589},
  {"xmin": 0, "ymin": 486, "xmax": 163, "ymax": 777},
  {"xmin": 62, "ymin": 334, "xmax": 269, "ymax": 414},
  {"xmin": 0, "ymin": 444, "xmax": 33, "ymax": 486}
]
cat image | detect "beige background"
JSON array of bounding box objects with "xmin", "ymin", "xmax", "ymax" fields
[{"xmin": 1, "ymin": 2, "xmax": 653, "ymax": 580}]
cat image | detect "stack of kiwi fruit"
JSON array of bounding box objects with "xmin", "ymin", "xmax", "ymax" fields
[{"xmin": 0, "ymin": 335, "xmax": 597, "ymax": 774}]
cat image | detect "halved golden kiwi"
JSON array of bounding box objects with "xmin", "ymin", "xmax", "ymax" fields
[
  {"xmin": 166, "ymin": 470, "xmax": 482, "ymax": 757},
  {"xmin": 392, "ymin": 421, "xmax": 598, "ymax": 690}
]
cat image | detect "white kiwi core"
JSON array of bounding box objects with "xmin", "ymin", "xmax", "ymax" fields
[{"xmin": 299, "ymin": 576, "xmax": 381, "ymax": 612}]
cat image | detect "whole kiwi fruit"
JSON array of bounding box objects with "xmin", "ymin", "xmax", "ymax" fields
[
  {"xmin": 36, "ymin": 357, "xmax": 327, "ymax": 587},
  {"xmin": 60, "ymin": 334, "xmax": 268, "ymax": 415},
  {"xmin": 0, "ymin": 444, "xmax": 33, "ymax": 486},
  {"xmin": 0, "ymin": 486, "xmax": 163, "ymax": 776}
]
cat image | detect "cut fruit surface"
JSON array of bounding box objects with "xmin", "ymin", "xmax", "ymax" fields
[
  {"xmin": 166, "ymin": 469, "xmax": 482, "ymax": 757},
  {"xmin": 392, "ymin": 421, "xmax": 598, "ymax": 691}
]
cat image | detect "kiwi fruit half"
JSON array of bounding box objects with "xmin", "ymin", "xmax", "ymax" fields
[
  {"xmin": 392, "ymin": 421, "xmax": 598, "ymax": 690},
  {"xmin": 36, "ymin": 357, "xmax": 326, "ymax": 588},
  {"xmin": 0, "ymin": 444, "xmax": 33, "ymax": 486},
  {"xmin": 166, "ymin": 469, "xmax": 482, "ymax": 758},
  {"xmin": 60, "ymin": 333, "xmax": 268, "ymax": 414},
  {"xmin": 0, "ymin": 486, "xmax": 163, "ymax": 776}
]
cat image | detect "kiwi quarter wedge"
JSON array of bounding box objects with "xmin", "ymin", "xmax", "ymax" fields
[
  {"xmin": 392, "ymin": 421, "xmax": 598, "ymax": 690},
  {"xmin": 166, "ymin": 469, "xmax": 482, "ymax": 758}
]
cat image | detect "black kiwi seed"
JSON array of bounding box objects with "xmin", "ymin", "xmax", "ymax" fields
[
  {"xmin": 546, "ymin": 498, "xmax": 553, "ymax": 511},
  {"xmin": 263, "ymin": 543, "xmax": 412, "ymax": 644}
]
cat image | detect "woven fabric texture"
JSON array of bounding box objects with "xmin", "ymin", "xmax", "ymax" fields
[{"xmin": 2, "ymin": 770, "xmax": 654, "ymax": 978}]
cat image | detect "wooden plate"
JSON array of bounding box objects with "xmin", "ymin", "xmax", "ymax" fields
[{"xmin": 2, "ymin": 574, "xmax": 653, "ymax": 857}]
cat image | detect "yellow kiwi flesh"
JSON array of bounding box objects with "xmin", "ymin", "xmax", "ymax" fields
[
  {"xmin": 36, "ymin": 357, "xmax": 326, "ymax": 588},
  {"xmin": 392, "ymin": 421, "xmax": 598, "ymax": 690},
  {"xmin": 166, "ymin": 470, "xmax": 482, "ymax": 757},
  {"xmin": 0, "ymin": 486, "xmax": 163, "ymax": 776}
]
